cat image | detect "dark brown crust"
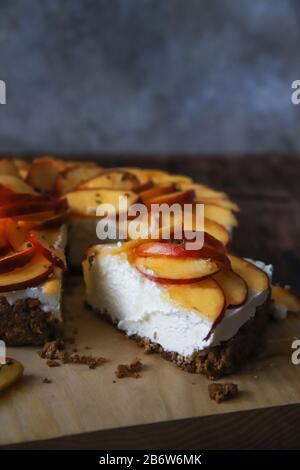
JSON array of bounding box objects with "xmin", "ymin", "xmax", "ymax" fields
[
  {"xmin": 0, "ymin": 297, "xmax": 59, "ymax": 346},
  {"xmin": 91, "ymin": 297, "xmax": 271, "ymax": 379}
]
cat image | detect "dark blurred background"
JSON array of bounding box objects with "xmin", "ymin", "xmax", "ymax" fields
[{"xmin": 0, "ymin": 0, "xmax": 300, "ymax": 156}]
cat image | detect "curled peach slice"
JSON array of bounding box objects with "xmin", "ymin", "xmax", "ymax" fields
[
  {"xmin": 204, "ymin": 219, "xmax": 230, "ymax": 246},
  {"xmin": 134, "ymin": 255, "xmax": 219, "ymax": 284},
  {"xmin": 0, "ymin": 252, "xmax": 53, "ymax": 292},
  {"xmin": 197, "ymin": 197, "xmax": 239, "ymax": 212},
  {"xmin": 178, "ymin": 182, "xmax": 228, "ymax": 200},
  {"xmin": 165, "ymin": 278, "xmax": 225, "ymax": 324},
  {"xmin": 27, "ymin": 157, "xmax": 66, "ymax": 193},
  {"xmin": 228, "ymin": 254, "xmax": 269, "ymax": 293},
  {"xmin": 204, "ymin": 204, "xmax": 238, "ymax": 228},
  {"xmin": 271, "ymin": 286, "xmax": 300, "ymax": 314},
  {"xmin": 0, "ymin": 175, "xmax": 36, "ymax": 196},
  {"xmin": 29, "ymin": 232, "xmax": 66, "ymax": 270},
  {"xmin": 139, "ymin": 184, "xmax": 177, "ymax": 203},
  {"xmin": 78, "ymin": 169, "xmax": 141, "ymax": 191},
  {"xmin": 63, "ymin": 189, "xmax": 138, "ymax": 217},
  {"xmin": 145, "ymin": 189, "xmax": 195, "ymax": 207},
  {"xmin": 55, "ymin": 165, "xmax": 101, "ymax": 194},
  {"xmin": 0, "ymin": 243, "xmax": 36, "ymax": 273},
  {"xmin": 213, "ymin": 269, "xmax": 248, "ymax": 308}
]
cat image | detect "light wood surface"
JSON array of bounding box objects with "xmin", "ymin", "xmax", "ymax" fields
[{"xmin": 0, "ymin": 275, "xmax": 300, "ymax": 449}]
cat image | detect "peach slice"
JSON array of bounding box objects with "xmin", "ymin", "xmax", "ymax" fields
[
  {"xmin": 228, "ymin": 254, "xmax": 270, "ymax": 293},
  {"xmin": 29, "ymin": 232, "xmax": 66, "ymax": 270},
  {"xmin": 0, "ymin": 220, "xmax": 10, "ymax": 255},
  {"xmin": 0, "ymin": 159, "xmax": 20, "ymax": 177},
  {"xmin": 204, "ymin": 204, "xmax": 238, "ymax": 228},
  {"xmin": 27, "ymin": 156, "xmax": 67, "ymax": 193},
  {"xmin": 144, "ymin": 169, "xmax": 192, "ymax": 185},
  {"xmin": 165, "ymin": 208, "xmax": 230, "ymax": 246},
  {"xmin": 119, "ymin": 167, "xmax": 152, "ymax": 187},
  {"xmin": 165, "ymin": 278, "xmax": 225, "ymax": 324},
  {"xmin": 0, "ymin": 175, "xmax": 36, "ymax": 195},
  {"xmin": 0, "ymin": 196, "xmax": 68, "ymax": 218},
  {"xmin": 204, "ymin": 219, "xmax": 230, "ymax": 246},
  {"xmin": 64, "ymin": 189, "xmax": 138, "ymax": 217},
  {"xmin": 134, "ymin": 232, "xmax": 227, "ymax": 259},
  {"xmin": 14, "ymin": 159, "xmax": 31, "ymax": 180},
  {"xmin": 55, "ymin": 165, "xmax": 101, "ymax": 194},
  {"xmin": 0, "ymin": 252, "xmax": 53, "ymax": 292},
  {"xmin": 78, "ymin": 169, "xmax": 141, "ymax": 191},
  {"xmin": 5, "ymin": 220, "xmax": 29, "ymax": 250},
  {"xmin": 146, "ymin": 189, "xmax": 195, "ymax": 207},
  {"xmin": 213, "ymin": 269, "xmax": 248, "ymax": 308},
  {"xmin": 197, "ymin": 197, "xmax": 239, "ymax": 212},
  {"xmin": 178, "ymin": 182, "xmax": 228, "ymax": 200},
  {"xmin": 0, "ymin": 244, "xmax": 36, "ymax": 273},
  {"xmin": 134, "ymin": 255, "xmax": 219, "ymax": 284},
  {"xmin": 271, "ymin": 286, "xmax": 300, "ymax": 314},
  {"xmin": 17, "ymin": 208, "xmax": 68, "ymax": 230},
  {"xmin": 139, "ymin": 184, "xmax": 177, "ymax": 203}
]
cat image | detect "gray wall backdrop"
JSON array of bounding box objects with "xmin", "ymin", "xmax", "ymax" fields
[{"xmin": 0, "ymin": 0, "xmax": 300, "ymax": 156}]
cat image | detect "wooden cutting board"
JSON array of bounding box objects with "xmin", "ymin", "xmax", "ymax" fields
[
  {"xmin": 1, "ymin": 155, "xmax": 300, "ymax": 449},
  {"xmin": 1, "ymin": 275, "xmax": 300, "ymax": 450}
]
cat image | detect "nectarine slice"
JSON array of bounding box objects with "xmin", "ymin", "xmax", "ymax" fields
[
  {"xmin": 134, "ymin": 255, "xmax": 219, "ymax": 284},
  {"xmin": 204, "ymin": 219, "xmax": 230, "ymax": 246},
  {"xmin": 29, "ymin": 232, "xmax": 66, "ymax": 270},
  {"xmin": 0, "ymin": 175, "xmax": 36, "ymax": 195},
  {"xmin": 228, "ymin": 254, "xmax": 269, "ymax": 293},
  {"xmin": 55, "ymin": 165, "xmax": 101, "ymax": 194},
  {"xmin": 146, "ymin": 189, "xmax": 195, "ymax": 207},
  {"xmin": 213, "ymin": 269, "xmax": 248, "ymax": 308},
  {"xmin": 139, "ymin": 184, "xmax": 176, "ymax": 203},
  {"xmin": 16, "ymin": 208, "xmax": 68, "ymax": 230},
  {"xmin": 165, "ymin": 279, "xmax": 225, "ymax": 324},
  {"xmin": 64, "ymin": 189, "xmax": 138, "ymax": 217},
  {"xmin": 5, "ymin": 220, "xmax": 29, "ymax": 250},
  {"xmin": 179, "ymin": 182, "xmax": 228, "ymax": 200},
  {"xmin": 27, "ymin": 157, "xmax": 66, "ymax": 193},
  {"xmin": 204, "ymin": 204, "xmax": 238, "ymax": 228},
  {"xmin": 197, "ymin": 197, "xmax": 239, "ymax": 212},
  {"xmin": 0, "ymin": 244, "xmax": 36, "ymax": 273},
  {"xmin": 0, "ymin": 252, "xmax": 53, "ymax": 292},
  {"xmin": 78, "ymin": 169, "xmax": 140, "ymax": 191},
  {"xmin": 272, "ymin": 286, "xmax": 300, "ymax": 314},
  {"xmin": 0, "ymin": 159, "xmax": 20, "ymax": 177}
]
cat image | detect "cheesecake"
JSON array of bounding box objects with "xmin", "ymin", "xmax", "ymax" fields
[
  {"xmin": 83, "ymin": 238, "xmax": 272, "ymax": 378},
  {"xmin": 0, "ymin": 159, "xmax": 67, "ymax": 345},
  {"xmin": 1, "ymin": 155, "xmax": 298, "ymax": 378}
]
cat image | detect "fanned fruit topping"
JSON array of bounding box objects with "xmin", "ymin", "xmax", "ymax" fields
[
  {"xmin": 132, "ymin": 233, "xmax": 230, "ymax": 284},
  {"xmin": 0, "ymin": 170, "xmax": 68, "ymax": 291},
  {"xmin": 271, "ymin": 286, "xmax": 300, "ymax": 314}
]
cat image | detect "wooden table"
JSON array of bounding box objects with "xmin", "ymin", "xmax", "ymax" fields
[{"xmin": 1, "ymin": 155, "xmax": 300, "ymax": 450}]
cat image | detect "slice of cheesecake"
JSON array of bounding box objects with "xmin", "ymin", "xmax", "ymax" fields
[
  {"xmin": 0, "ymin": 160, "xmax": 68, "ymax": 345},
  {"xmin": 83, "ymin": 239, "xmax": 272, "ymax": 378}
]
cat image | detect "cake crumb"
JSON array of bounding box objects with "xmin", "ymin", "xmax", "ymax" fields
[
  {"xmin": 115, "ymin": 359, "xmax": 143, "ymax": 379},
  {"xmin": 208, "ymin": 382, "xmax": 239, "ymax": 403},
  {"xmin": 46, "ymin": 359, "xmax": 60, "ymax": 368},
  {"xmin": 39, "ymin": 340, "xmax": 107, "ymax": 369},
  {"xmin": 43, "ymin": 378, "xmax": 52, "ymax": 384}
]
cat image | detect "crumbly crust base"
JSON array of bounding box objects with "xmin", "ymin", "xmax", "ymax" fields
[
  {"xmin": 0, "ymin": 296, "xmax": 60, "ymax": 346},
  {"xmin": 91, "ymin": 297, "xmax": 271, "ymax": 379}
]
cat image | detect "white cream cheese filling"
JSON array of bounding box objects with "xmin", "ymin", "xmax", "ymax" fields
[
  {"xmin": 84, "ymin": 252, "xmax": 272, "ymax": 357},
  {"xmin": 1, "ymin": 226, "xmax": 66, "ymax": 321}
]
